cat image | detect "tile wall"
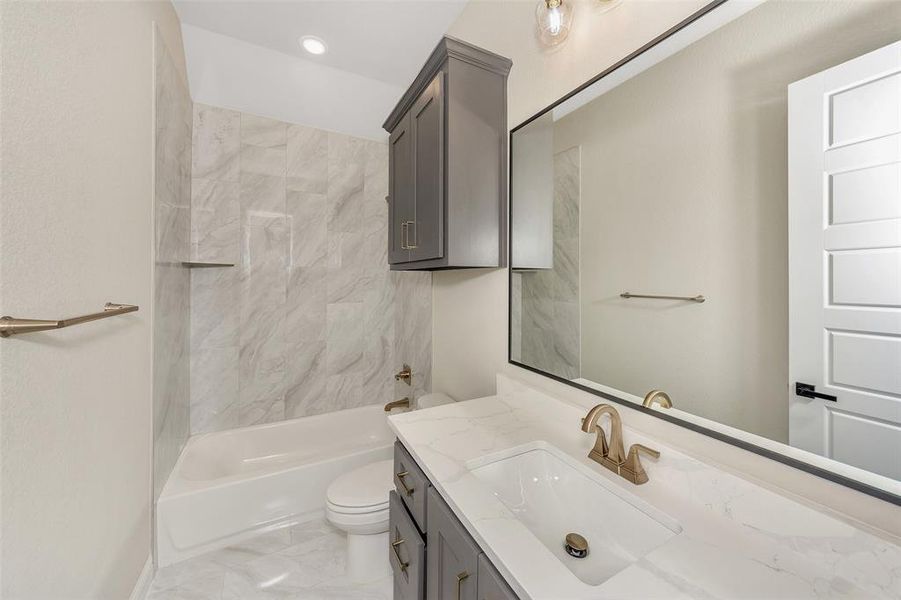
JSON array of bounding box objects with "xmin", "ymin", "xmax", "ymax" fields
[
  {"xmin": 189, "ymin": 104, "xmax": 431, "ymax": 433},
  {"xmin": 517, "ymin": 146, "xmax": 581, "ymax": 380}
]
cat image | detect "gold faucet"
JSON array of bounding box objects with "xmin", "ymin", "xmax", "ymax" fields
[
  {"xmin": 384, "ymin": 397, "xmax": 410, "ymax": 412},
  {"xmin": 581, "ymin": 403, "xmax": 659, "ymax": 485},
  {"xmin": 620, "ymin": 444, "xmax": 660, "ymax": 484},
  {"xmin": 642, "ymin": 390, "xmax": 672, "ymax": 409},
  {"xmin": 395, "ymin": 364, "xmax": 412, "ymax": 385}
]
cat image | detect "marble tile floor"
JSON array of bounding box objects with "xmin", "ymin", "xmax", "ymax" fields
[{"xmin": 148, "ymin": 518, "xmax": 393, "ymax": 599}]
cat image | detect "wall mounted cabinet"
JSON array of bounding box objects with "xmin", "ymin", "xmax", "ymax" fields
[{"xmin": 383, "ymin": 37, "xmax": 512, "ymax": 271}]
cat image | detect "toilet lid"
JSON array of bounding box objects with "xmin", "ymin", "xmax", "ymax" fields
[{"xmin": 326, "ymin": 459, "xmax": 394, "ymax": 511}]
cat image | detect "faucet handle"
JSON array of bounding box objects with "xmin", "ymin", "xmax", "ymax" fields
[
  {"xmin": 583, "ymin": 422, "xmax": 609, "ymax": 463},
  {"xmin": 623, "ymin": 443, "xmax": 660, "ymax": 485}
]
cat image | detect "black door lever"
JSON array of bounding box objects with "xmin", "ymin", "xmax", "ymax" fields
[{"xmin": 795, "ymin": 382, "xmax": 837, "ymax": 402}]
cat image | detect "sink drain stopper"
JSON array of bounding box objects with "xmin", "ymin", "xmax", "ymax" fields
[{"xmin": 564, "ymin": 532, "xmax": 588, "ymax": 558}]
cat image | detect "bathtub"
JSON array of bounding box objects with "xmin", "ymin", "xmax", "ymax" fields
[{"xmin": 156, "ymin": 404, "xmax": 394, "ymax": 566}]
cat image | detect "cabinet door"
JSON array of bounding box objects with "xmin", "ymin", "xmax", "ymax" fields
[
  {"xmin": 410, "ymin": 72, "xmax": 445, "ymax": 263},
  {"xmin": 390, "ymin": 491, "xmax": 426, "ymax": 600},
  {"xmin": 388, "ymin": 112, "xmax": 414, "ymax": 264},
  {"xmin": 477, "ymin": 555, "xmax": 519, "ymax": 600},
  {"xmin": 426, "ymin": 488, "xmax": 480, "ymax": 600}
]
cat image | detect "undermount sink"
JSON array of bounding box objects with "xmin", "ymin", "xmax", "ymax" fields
[{"xmin": 469, "ymin": 442, "xmax": 681, "ymax": 585}]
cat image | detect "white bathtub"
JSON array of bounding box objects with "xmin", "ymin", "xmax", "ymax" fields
[{"xmin": 156, "ymin": 404, "xmax": 394, "ymax": 566}]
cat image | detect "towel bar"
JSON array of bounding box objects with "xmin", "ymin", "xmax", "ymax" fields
[{"xmin": 0, "ymin": 302, "xmax": 139, "ymax": 337}]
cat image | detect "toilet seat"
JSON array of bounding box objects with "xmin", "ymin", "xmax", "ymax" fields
[
  {"xmin": 326, "ymin": 459, "xmax": 394, "ymax": 535},
  {"xmin": 324, "ymin": 459, "xmax": 396, "ymax": 582}
]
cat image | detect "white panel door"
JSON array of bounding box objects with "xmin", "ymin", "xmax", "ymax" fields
[{"xmin": 788, "ymin": 40, "xmax": 901, "ymax": 480}]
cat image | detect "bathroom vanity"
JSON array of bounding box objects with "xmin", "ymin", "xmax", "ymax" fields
[
  {"xmin": 387, "ymin": 374, "xmax": 901, "ymax": 599},
  {"xmin": 390, "ymin": 441, "xmax": 517, "ymax": 600}
]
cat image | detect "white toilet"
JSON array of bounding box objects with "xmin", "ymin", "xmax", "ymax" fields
[
  {"xmin": 325, "ymin": 393, "xmax": 455, "ymax": 582},
  {"xmin": 326, "ymin": 459, "xmax": 395, "ymax": 582}
]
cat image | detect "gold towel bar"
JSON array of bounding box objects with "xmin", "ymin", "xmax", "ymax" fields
[
  {"xmin": 0, "ymin": 302, "xmax": 139, "ymax": 337},
  {"xmin": 620, "ymin": 292, "xmax": 706, "ymax": 303}
]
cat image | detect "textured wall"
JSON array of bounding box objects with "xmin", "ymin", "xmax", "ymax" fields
[
  {"xmin": 518, "ymin": 147, "xmax": 581, "ymax": 380},
  {"xmin": 153, "ymin": 26, "xmax": 192, "ymax": 503},
  {"xmin": 189, "ymin": 104, "xmax": 431, "ymax": 433},
  {"xmin": 0, "ymin": 3, "xmax": 187, "ymax": 597}
]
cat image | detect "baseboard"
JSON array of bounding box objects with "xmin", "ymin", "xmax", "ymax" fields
[{"xmin": 129, "ymin": 555, "xmax": 154, "ymax": 600}]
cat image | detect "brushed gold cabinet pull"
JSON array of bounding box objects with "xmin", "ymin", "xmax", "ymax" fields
[
  {"xmin": 456, "ymin": 571, "xmax": 470, "ymax": 600},
  {"xmin": 400, "ymin": 220, "xmax": 418, "ymax": 250},
  {"xmin": 395, "ymin": 470, "xmax": 414, "ymax": 496},
  {"xmin": 391, "ymin": 537, "xmax": 409, "ymax": 575},
  {"xmin": 406, "ymin": 220, "xmax": 418, "ymax": 249}
]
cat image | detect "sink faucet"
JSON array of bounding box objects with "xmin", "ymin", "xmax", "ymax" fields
[
  {"xmin": 581, "ymin": 403, "xmax": 659, "ymax": 485},
  {"xmin": 642, "ymin": 390, "xmax": 672, "ymax": 409}
]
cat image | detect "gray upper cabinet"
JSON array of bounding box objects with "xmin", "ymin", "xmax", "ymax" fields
[{"xmin": 383, "ymin": 37, "xmax": 512, "ymax": 271}]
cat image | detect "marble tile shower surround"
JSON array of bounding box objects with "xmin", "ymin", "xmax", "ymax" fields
[
  {"xmin": 153, "ymin": 28, "xmax": 192, "ymax": 501},
  {"xmin": 518, "ymin": 147, "xmax": 581, "ymax": 380},
  {"xmin": 190, "ymin": 104, "xmax": 431, "ymax": 433}
]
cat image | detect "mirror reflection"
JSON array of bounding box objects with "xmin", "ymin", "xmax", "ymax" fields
[{"xmin": 510, "ymin": 0, "xmax": 901, "ymax": 484}]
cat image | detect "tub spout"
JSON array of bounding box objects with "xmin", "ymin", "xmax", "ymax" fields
[{"xmin": 384, "ymin": 397, "xmax": 410, "ymax": 412}]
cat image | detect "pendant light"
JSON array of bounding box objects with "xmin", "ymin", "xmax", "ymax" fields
[{"xmin": 536, "ymin": 0, "xmax": 573, "ymax": 47}]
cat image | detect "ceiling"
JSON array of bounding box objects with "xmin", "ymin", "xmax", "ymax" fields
[{"xmin": 173, "ymin": 0, "xmax": 470, "ymax": 87}]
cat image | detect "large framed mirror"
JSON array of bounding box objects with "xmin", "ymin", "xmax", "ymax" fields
[{"xmin": 509, "ymin": 0, "xmax": 901, "ymax": 503}]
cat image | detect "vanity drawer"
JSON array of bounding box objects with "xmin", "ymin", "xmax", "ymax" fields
[
  {"xmin": 394, "ymin": 441, "xmax": 430, "ymax": 532},
  {"xmin": 389, "ymin": 491, "xmax": 426, "ymax": 600}
]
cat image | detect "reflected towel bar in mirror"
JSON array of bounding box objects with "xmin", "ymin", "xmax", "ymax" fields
[
  {"xmin": 0, "ymin": 302, "xmax": 139, "ymax": 337},
  {"xmin": 620, "ymin": 292, "xmax": 706, "ymax": 303}
]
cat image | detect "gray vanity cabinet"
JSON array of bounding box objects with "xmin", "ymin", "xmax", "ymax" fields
[
  {"xmin": 383, "ymin": 36, "xmax": 511, "ymax": 271},
  {"xmin": 390, "ymin": 439, "xmax": 522, "ymax": 599},
  {"xmin": 426, "ymin": 487, "xmax": 480, "ymax": 600},
  {"xmin": 477, "ymin": 555, "xmax": 519, "ymax": 600}
]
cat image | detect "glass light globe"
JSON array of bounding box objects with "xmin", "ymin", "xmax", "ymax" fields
[{"xmin": 536, "ymin": 0, "xmax": 573, "ymax": 47}]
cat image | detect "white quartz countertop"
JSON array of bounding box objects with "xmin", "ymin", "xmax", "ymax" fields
[{"xmin": 387, "ymin": 377, "xmax": 901, "ymax": 599}]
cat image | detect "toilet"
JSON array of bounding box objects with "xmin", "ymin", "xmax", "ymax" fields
[
  {"xmin": 326, "ymin": 459, "xmax": 395, "ymax": 582},
  {"xmin": 325, "ymin": 393, "xmax": 455, "ymax": 582}
]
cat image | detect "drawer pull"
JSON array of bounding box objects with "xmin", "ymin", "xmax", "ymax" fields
[
  {"xmin": 456, "ymin": 571, "xmax": 470, "ymax": 600},
  {"xmin": 391, "ymin": 537, "xmax": 409, "ymax": 575},
  {"xmin": 396, "ymin": 470, "xmax": 414, "ymax": 496}
]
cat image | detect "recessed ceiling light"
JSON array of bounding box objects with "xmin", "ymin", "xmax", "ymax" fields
[{"xmin": 300, "ymin": 36, "xmax": 327, "ymax": 55}]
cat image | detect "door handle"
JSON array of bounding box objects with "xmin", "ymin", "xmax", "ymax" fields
[
  {"xmin": 456, "ymin": 571, "xmax": 469, "ymax": 600},
  {"xmin": 795, "ymin": 382, "xmax": 837, "ymax": 402}
]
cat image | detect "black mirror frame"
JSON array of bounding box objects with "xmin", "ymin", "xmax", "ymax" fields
[{"xmin": 506, "ymin": 0, "xmax": 901, "ymax": 507}]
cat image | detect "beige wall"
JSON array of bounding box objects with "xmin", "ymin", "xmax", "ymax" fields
[
  {"xmin": 440, "ymin": 0, "xmax": 709, "ymax": 402},
  {"xmin": 442, "ymin": 0, "xmax": 901, "ymax": 533},
  {"xmin": 1, "ymin": 2, "xmax": 187, "ymax": 598},
  {"xmin": 553, "ymin": 0, "xmax": 901, "ymax": 443}
]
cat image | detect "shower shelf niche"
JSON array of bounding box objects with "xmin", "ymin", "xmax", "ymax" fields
[{"xmin": 181, "ymin": 261, "xmax": 235, "ymax": 268}]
